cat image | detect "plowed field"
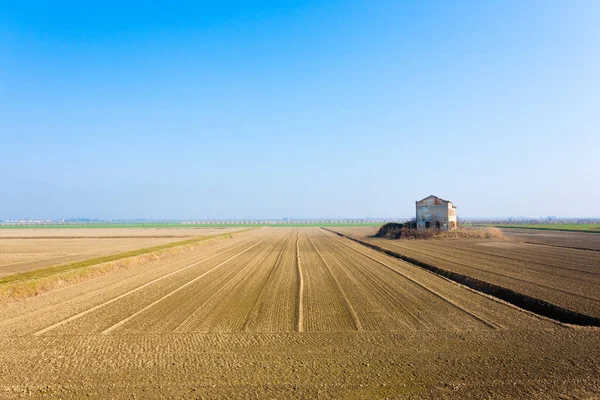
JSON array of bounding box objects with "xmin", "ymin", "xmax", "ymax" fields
[
  {"xmin": 0, "ymin": 227, "xmax": 598, "ymax": 399},
  {"xmin": 0, "ymin": 227, "xmax": 238, "ymax": 238},
  {"xmin": 501, "ymin": 227, "xmax": 600, "ymax": 251},
  {"xmin": 0, "ymin": 227, "xmax": 238, "ymax": 277},
  {"xmin": 333, "ymin": 227, "xmax": 600, "ymax": 319}
]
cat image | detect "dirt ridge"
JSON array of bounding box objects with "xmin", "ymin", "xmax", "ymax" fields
[{"xmin": 295, "ymin": 231, "xmax": 304, "ymax": 332}]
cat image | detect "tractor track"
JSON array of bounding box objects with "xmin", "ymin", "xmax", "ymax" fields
[{"xmin": 295, "ymin": 231, "xmax": 304, "ymax": 332}]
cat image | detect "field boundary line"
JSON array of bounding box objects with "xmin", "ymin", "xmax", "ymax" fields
[
  {"xmin": 496, "ymin": 225, "xmax": 600, "ymax": 234},
  {"xmin": 0, "ymin": 232, "xmax": 268, "ymax": 325},
  {"xmin": 0, "ymin": 235, "xmax": 194, "ymax": 240},
  {"xmin": 242, "ymin": 229, "xmax": 292, "ymax": 332},
  {"xmin": 321, "ymin": 229, "xmax": 500, "ymax": 330},
  {"xmin": 378, "ymin": 242, "xmax": 600, "ymax": 302},
  {"xmin": 295, "ymin": 231, "xmax": 304, "ymax": 333},
  {"xmin": 100, "ymin": 232, "xmax": 274, "ymax": 335},
  {"xmin": 174, "ymin": 235, "xmax": 280, "ymax": 332},
  {"xmin": 323, "ymin": 228, "xmax": 600, "ymax": 327},
  {"xmin": 0, "ymin": 243, "xmax": 125, "ymax": 270},
  {"xmin": 522, "ymin": 241, "xmax": 600, "ymax": 253},
  {"xmin": 0, "ymin": 240, "xmax": 253, "ymax": 328},
  {"xmin": 31, "ymin": 234, "xmax": 265, "ymax": 336},
  {"xmin": 173, "ymin": 257, "xmax": 260, "ymax": 332},
  {"xmin": 0, "ymin": 228, "xmax": 259, "ymax": 286},
  {"xmin": 433, "ymin": 242, "xmax": 600, "ymax": 276},
  {"xmin": 307, "ymin": 231, "xmax": 363, "ymax": 331}
]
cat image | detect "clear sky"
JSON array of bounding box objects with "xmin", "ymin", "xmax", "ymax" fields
[{"xmin": 1, "ymin": 1, "xmax": 599, "ymax": 220}]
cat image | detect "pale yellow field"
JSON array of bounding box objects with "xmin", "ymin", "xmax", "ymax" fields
[
  {"xmin": 0, "ymin": 227, "xmax": 238, "ymax": 277},
  {"xmin": 0, "ymin": 227, "xmax": 238, "ymax": 238},
  {"xmin": 0, "ymin": 227, "xmax": 598, "ymax": 398},
  {"xmin": 332, "ymin": 226, "xmax": 600, "ymax": 319}
]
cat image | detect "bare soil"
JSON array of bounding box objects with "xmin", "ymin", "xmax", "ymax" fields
[
  {"xmin": 333, "ymin": 226, "xmax": 600, "ymax": 319},
  {"xmin": 0, "ymin": 228, "xmax": 238, "ymax": 277},
  {"xmin": 0, "ymin": 227, "xmax": 598, "ymax": 399},
  {"xmin": 501, "ymin": 227, "xmax": 600, "ymax": 251},
  {"xmin": 0, "ymin": 227, "xmax": 238, "ymax": 238}
]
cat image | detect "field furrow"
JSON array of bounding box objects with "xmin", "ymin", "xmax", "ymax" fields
[
  {"xmin": 242, "ymin": 229, "xmax": 298, "ymax": 332},
  {"xmin": 501, "ymin": 228, "xmax": 600, "ymax": 251},
  {"xmin": 169, "ymin": 229, "xmax": 290, "ymax": 332},
  {"xmin": 0, "ymin": 236, "xmax": 197, "ymax": 276},
  {"xmin": 305, "ymin": 229, "xmax": 363, "ymax": 331},
  {"xmin": 396, "ymin": 240, "xmax": 600, "ymax": 277},
  {"xmin": 378, "ymin": 242, "xmax": 600, "ymax": 299},
  {"xmin": 321, "ymin": 230, "xmax": 505, "ymax": 329},
  {"xmin": 103, "ymin": 230, "xmax": 281, "ymax": 334},
  {"xmin": 376, "ymin": 240, "xmax": 600, "ymax": 306},
  {"xmin": 450, "ymin": 243, "xmax": 600, "ymax": 271},
  {"xmin": 331, "ymin": 226, "xmax": 600, "ymax": 319},
  {"xmin": 0, "ymin": 231, "xmax": 265, "ymax": 336},
  {"xmin": 295, "ymin": 231, "xmax": 304, "ymax": 332},
  {"xmin": 298, "ymin": 231, "xmax": 357, "ymax": 331},
  {"xmin": 1, "ymin": 227, "xmax": 598, "ymax": 398},
  {"xmin": 39, "ymin": 231, "xmax": 277, "ymax": 335},
  {"xmin": 321, "ymin": 229, "xmax": 559, "ymax": 330}
]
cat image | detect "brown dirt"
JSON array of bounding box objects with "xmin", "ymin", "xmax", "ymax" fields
[
  {"xmin": 333, "ymin": 226, "xmax": 600, "ymax": 320},
  {"xmin": 0, "ymin": 227, "xmax": 238, "ymax": 238},
  {"xmin": 0, "ymin": 227, "xmax": 598, "ymax": 398},
  {"xmin": 501, "ymin": 227, "xmax": 600, "ymax": 251},
  {"xmin": 0, "ymin": 228, "xmax": 238, "ymax": 277}
]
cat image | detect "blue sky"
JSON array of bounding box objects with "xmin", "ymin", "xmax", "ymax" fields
[{"xmin": 1, "ymin": 1, "xmax": 598, "ymax": 219}]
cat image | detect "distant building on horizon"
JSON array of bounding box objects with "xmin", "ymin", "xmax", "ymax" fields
[{"xmin": 416, "ymin": 195, "xmax": 457, "ymax": 231}]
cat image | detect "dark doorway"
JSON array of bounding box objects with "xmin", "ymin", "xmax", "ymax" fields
[
  {"xmin": 425, "ymin": 221, "xmax": 430, "ymax": 229},
  {"xmin": 435, "ymin": 221, "xmax": 441, "ymax": 229}
]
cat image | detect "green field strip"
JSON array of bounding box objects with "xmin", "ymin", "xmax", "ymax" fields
[{"xmin": 495, "ymin": 224, "xmax": 600, "ymax": 234}]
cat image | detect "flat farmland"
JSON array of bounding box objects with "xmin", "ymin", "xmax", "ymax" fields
[
  {"xmin": 0, "ymin": 227, "xmax": 598, "ymax": 398},
  {"xmin": 0, "ymin": 227, "xmax": 239, "ymax": 238},
  {"xmin": 333, "ymin": 226, "xmax": 600, "ymax": 319},
  {"xmin": 0, "ymin": 227, "xmax": 239, "ymax": 277},
  {"xmin": 501, "ymin": 227, "xmax": 600, "ymax": 251}
]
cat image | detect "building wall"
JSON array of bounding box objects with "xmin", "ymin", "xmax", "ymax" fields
[
  {"xmin": 447, "ymin": 203, "xmax": 457, "ymax": 230},
  {"xmin": 416, "ymin": 197, "xmax": 457, "ymax": 231}
]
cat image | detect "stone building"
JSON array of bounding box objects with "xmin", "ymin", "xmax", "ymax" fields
[{"xmin": 416, "ymin": 195, "xmax": 457, "ymax": 231}]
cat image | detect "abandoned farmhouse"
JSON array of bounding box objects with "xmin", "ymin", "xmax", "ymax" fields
[{"xmin": 416, "ymin": 195, "xmax": 457, "ymax": 231}]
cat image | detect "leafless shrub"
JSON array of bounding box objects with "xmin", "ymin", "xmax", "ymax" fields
[{"xmin": 376, "ymin": 223, "xmax": 506, "ymax": 240}]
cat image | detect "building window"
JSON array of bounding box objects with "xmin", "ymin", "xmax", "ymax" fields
[
  {"xmin": 425, "ymin": 221, "xmax": 430, "ymax": 229},
  {"xmin": 435, "ymin": 221, "xmax": 440, "ymax": 229}
]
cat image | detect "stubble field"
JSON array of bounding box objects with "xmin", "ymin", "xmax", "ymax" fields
[{"xmin": 0, "ymin": 227, "xmax": 598, "ymax": 398}]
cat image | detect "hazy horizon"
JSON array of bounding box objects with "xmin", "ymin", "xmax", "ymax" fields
[
  {"xmin": 4, "ymin": 212, "xmax": 600, "ymax": 222},
  {"xmin": 2, "ymin": 1, "xmax": 599, "ymax": 220}
]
